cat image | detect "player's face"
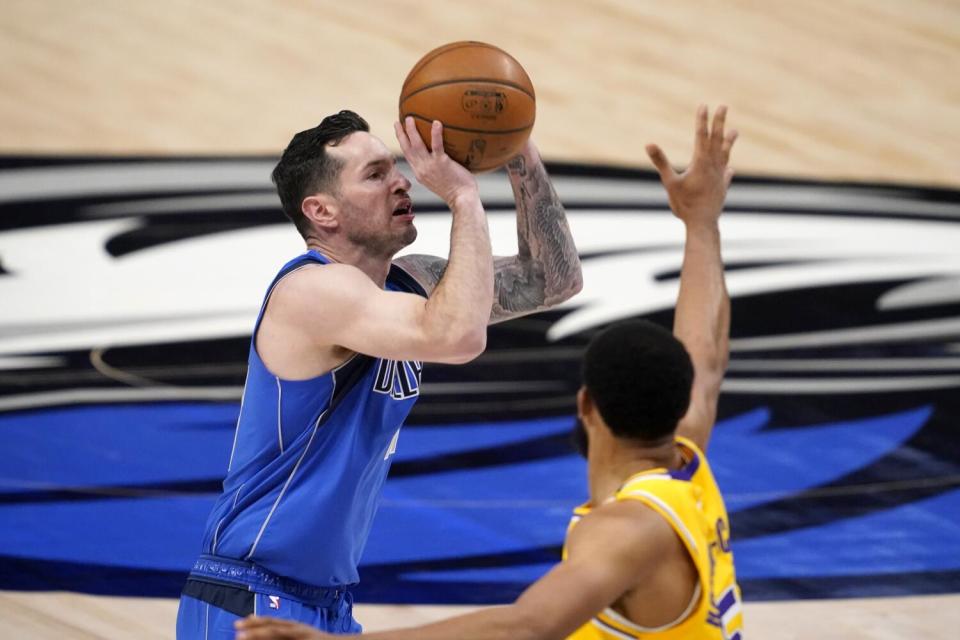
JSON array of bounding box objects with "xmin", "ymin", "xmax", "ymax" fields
[{"xmin": 331, "ymin": 132, "xmax": 416, "ymax": 257}]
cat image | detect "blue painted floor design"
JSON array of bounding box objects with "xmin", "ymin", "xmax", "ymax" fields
[{"xmin": 2, "ymin": 401, "xmax": 958, "ymax": 602}]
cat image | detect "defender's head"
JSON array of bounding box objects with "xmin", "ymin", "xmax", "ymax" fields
[
  {"xmin": 575, "ymin": 319, "xmax": 694, "ymax": 453},
  {"xmin": 272, "ymin": 110, "xmax": 415, "ymax": 256}
]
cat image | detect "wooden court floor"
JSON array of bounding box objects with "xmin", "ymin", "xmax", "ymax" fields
[
  {"xmin": 1, "ymin": 592, "xmax": 958, "ymax": 639},
  {"xmin": 1, "ymin": 1, "xmax": 959, "ymax": 638}
]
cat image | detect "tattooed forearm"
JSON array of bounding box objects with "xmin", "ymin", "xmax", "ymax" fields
[
  {"xmin": 394, "ymin": 148, "xmax": 581, "ymax": 325},
  {"xmin": 393, "ymin": 254, "xmax": 448, "ymax": 294},
  {"xmin": 493, "ymin": 148, "xmax": 582, "ymax": 322},
  {"xmin": 492, "ymin": 256, "xmax": 546, "ymax": 314}
]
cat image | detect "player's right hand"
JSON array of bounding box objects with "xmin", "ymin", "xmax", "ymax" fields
[
  {"xmin": 645, "ymin": 104, "xmax": 738, "ymax": 228},
  {"xmin": 235, "ymin": 615, "xmax": 331, "ymax": 639},
  {"xmin": 395, "ymin": 116, "xmax": 479, "ymax": 209}
]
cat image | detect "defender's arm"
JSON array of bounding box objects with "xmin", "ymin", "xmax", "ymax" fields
[
  {"xmin": 648, "ymin": 105, "xmax": 737, "ymax": 452},
  {"xmin": 236, "ymin": 501, "xmax": 678, "ymax": 640}
]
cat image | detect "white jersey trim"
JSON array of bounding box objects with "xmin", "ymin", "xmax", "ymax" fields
[
  {"xmin": 226, "ymin": 369, "xmax": 249, "ymax": 472},
  {"xmin": 211, "ymin": 481, "xmax": 245, "ymax": 554},
  {"xmin": 275, "ymin": 376, "xmax": 284, "ymax": 454},
  {"xmin": 244, "ymin": 354, "xmax": 352, "ymax": 560},
  {"xmin": 620, "ymin": 488, "xmax": 699, "ymax": 554},
  {"xmin": 598, "ymin": 582, "xmax": 702, "ymax": 634}
]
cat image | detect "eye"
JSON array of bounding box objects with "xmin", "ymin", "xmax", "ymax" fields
[{"xmin": 367, "ymin": 171, "xmax": 384, "ymax": 180}]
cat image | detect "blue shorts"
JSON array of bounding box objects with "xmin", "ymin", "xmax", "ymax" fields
[{"xmin": 175, "ymin": 555, "xmax": 362, "ymax": 639}]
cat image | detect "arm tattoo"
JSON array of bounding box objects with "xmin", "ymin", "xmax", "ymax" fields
[
  {"xmin": 395, "ymin": 154, "xmax": 580, "ymax": 324},
  {"xmin": 423, "ymin": 256, "xmax": 448, "ymax": 286},
  {"xmin": 393, "ymin": 254, "xmax": 448, "ymax": 295},
  {"xmin": 493, "ymin": 153, "xmax": 582, "ymax": 322}
]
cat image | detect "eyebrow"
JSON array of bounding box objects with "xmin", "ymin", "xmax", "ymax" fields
[{"xmin": 359, "ymin": 156, "xmax": 395, "ymax": 173}]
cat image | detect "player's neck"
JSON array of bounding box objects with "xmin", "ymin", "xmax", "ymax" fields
[
  {"xmin": 306, "ymin": 239, "xmax": 393, "ymax": 286},
  {"xmin": 587, "ymin": 437, "xmax": 681, "ymax": 506}
]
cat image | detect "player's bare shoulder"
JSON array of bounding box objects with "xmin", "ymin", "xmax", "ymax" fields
[
  {"xmin": 256, "ymin": 264, "xmax": 371, "ymax": 378},
  {"xmin": 571, "ymin": 499, "xmax": 697, "ymax": 624},
  {"xmin": 266, "ymin": 263, "xmax": 368, "ymax": 322},
  {"xmin": 576, "ymin": 499, "xmax": 674, "ymax": 545}
]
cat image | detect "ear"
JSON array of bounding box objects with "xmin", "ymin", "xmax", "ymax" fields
[
  {"xmin": 302, "ymin": 194, "xmax": 339, "ymax": 232},
  {"xmin": 577, "ymin": 386, "xmax": 593, "ymax": 422}
]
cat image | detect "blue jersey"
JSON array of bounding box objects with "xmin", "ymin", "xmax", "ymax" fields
[{"xmin": 197, "ymin": 249, "xmax": 426, "ymax": 588}]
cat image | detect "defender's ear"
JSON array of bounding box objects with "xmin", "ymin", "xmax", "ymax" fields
[
  {"xmin": 577, "ymin": 386, "xmax": 593, "ymax": 421},
  {"xmin": 302, "ymin": 194, "xmax": 339, "ymax": 231}
]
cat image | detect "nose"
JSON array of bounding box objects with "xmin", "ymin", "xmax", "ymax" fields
[{"xmin": 392, "ymin": 168, "xmax": 412, "ymax": 194}]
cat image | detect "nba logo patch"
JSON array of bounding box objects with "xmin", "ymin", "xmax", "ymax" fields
[{"xmin": 268, "ymin": 595, "xmax": 280, "ymax": 610}]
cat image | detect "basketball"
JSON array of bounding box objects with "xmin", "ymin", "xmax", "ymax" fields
[{"xmin": 399, "ymin": 41, "xmax": 536, "ymax": 173}]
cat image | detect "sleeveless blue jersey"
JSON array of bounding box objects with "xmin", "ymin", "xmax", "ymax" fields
[{"xmin": 197, "ymin": 249, "xmax": 426, "ymax": 588}]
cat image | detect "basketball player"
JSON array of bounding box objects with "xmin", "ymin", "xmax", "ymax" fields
[
  {"xmin": 175, "ymin": 112, "xmax": 583, "ymax": 638},
  {"xmin": 234, "ymin": 104, "xmax": 740, "ymax": 640}
]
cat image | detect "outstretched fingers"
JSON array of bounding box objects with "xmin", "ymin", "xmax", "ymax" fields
[
  {"xmin": 235, "ymin": 616, "xmax": 319, "ymax": 639},
  {"xmin": 710, "ymin": 105, "xmax": 727, "ymax": 148},
  {"xmin": 694, "ymin": 104, "xmax": 709, "ymax": 156},
  {"xmin": 646, "ymin": 143, "xmax": 677, "ymax": 183},
  {"xmin": 721, "ymin": 128, "xmax": 739, "ymax": 165}
]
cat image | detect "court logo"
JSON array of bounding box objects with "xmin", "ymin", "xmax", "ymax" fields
[{"xmin": 0, "ymin": 158, "xmax": 958, "ymax": 603}]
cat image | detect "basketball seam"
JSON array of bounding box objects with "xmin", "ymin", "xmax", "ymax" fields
[
  {"xmin": 402, "ymin": 42, "xmax": 480, "ymax": 89},
  {"xmin": 400, "ymin": 41, "xmax": 508, "ymax": 92},
  {"xmin": 403, "ymin": 114, "xmax": 534, "ymax": 135},
  {"xmin": 399, "ymin": 77, "xmax": 536, "ymax": 103}
]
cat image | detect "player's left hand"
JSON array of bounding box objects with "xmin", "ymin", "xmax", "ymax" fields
[{"xmin": 234, "ymin": 615, "xmax": 332, "ymax": 639}]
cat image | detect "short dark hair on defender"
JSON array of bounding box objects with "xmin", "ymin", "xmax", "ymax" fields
[
  {"xmin": 271, "ymin": 110, "xmax": 370, "ymax": 237},
  {"xmin": 582, "ymin": 319, "xmax": 694, "ymax": 442}
]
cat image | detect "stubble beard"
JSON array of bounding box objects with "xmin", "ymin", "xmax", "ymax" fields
[{"xmin": 342, "ymin": 206, "xmax": 418, "ymax": 260}]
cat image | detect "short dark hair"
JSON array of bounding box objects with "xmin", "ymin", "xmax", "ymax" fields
[
  {"xmin": 582, "ymin": 319, "xmax": 693, "ymax": 442},
  {"xmin": 271, "ymin": 110, "xmax": 370, "ymax": 237}
]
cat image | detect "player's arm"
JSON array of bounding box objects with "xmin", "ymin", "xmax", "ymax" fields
[
  {"xmin": 267, "ymin": 118, "xmax": 493, "ymax": 365},
  {"xmin": 395, "ymin": 140, "xmax": 582, "ymax": 324},
  {"xmin": 647, "ymin": 105, "xmax": 737, "ymax": 452},
  {"xmin": 235, "ymin": 501, "xmax": 676, "ymax": 640},
  {"xmin": 267, "ymin": 261, "xmax": 485, "ymax": 365}
]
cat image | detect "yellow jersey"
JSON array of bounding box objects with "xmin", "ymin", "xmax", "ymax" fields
[{"xmin": 565, "ymin": 437, "xmax": 742, "ymax": 640}]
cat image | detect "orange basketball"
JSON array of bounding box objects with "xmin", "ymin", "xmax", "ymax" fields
[{"xmin": 399, "ymin": 41, "xmax": 535, "ymax": 173}]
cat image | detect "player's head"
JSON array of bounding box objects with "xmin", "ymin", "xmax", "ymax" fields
[
  {"xmin": 576, "ymin": 319, "xmax": 693, "ymax": 452},
  {"xmin": 272, "ymin": 110, "xmax": 415, "ymax": 256}
]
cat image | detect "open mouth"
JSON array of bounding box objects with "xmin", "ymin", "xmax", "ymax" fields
[{"xmin": 393, "ymin": 201, "xmax": 413, "ymax": 216}]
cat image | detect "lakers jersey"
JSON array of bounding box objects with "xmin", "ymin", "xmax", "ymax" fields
[
  {"xmin": 566, "ymin": 437, "xmax": 742, "ymax": 640},
  {"xmin": 196, "ymin": 249, "xmax": 426, "ymax": 588}
]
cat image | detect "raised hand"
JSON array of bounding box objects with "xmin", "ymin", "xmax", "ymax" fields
[
  {"xmin": 394, "ymin": 116, "xmax": 478, "ymax": 208},
  {"xmin": 645, "ymin": 105, "xmax": 738, "ymax": 227}
]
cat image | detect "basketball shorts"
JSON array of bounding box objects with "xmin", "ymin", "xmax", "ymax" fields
[{"xmin": 175, "ymin": 555, "xmax": 362, "ymax": 639}]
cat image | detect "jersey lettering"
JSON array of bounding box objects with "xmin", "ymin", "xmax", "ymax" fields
[
  {"xmin": 373, "ymin": 359, "xmax": 422, "ymax": 400},
  {"xmin": 706, "ymin": 584, "xmax": 743, "ymax": 639},
  {"xmin": 707, "ymin": 518, "xmax": 741, "ymax": 639},
  {"xmin": 716, "ymin": 517, "xmax": 731, "ymax": 553}
]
